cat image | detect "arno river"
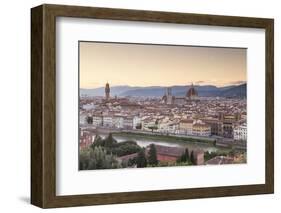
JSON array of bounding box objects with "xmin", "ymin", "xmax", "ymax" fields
[{"xmin": 99, "ymin": 134, "xmax": 228, "ymax": 153}]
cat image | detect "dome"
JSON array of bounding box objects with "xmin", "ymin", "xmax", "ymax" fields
[{"xmin": 186, "ymin": 84, "xmax": 198, "ymax": 98}]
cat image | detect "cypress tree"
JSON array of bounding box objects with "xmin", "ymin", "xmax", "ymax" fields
[
  {"xmin": 104, "ymin": 133, "xmax": 117, "ymax": 147},
  {"xmin": 148, "ymin": 144, "xmax": 158, "ymax": 166},
  {"xmin": 190, "ymin": 150, "xmax": 195, "ymax": 165},
  {"xmin": 185, "ymin": 148, "xmax": 189, "ymax": 161},
  {"xmin": 177, "ymin": 148, "xmax": 189, "ymax": 163},
  {"xmin": 136, "ymin": 148, "xmax": 147, "ymax": 168}
]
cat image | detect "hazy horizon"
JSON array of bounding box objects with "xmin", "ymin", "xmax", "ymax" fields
[
  {"xmin": 80, "ymin": 82, "xmax": 246, "ymax": 90},
  {"xmin": 80, "ymin": 42, "xmax": 247, "ymax": 89}
]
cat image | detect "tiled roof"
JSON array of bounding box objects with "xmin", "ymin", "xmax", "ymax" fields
[
  {"xmin": 180, "ymin": 119, "xmax": 193, "ymax": 124},
  {"xmin": 153, "ymin": 145, "xmax": 185, "ymax": 157}
]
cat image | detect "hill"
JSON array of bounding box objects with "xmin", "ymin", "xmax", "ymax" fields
[{"xmin": 80, "ymin": 84, "xmax": 246, "ymax": 98}]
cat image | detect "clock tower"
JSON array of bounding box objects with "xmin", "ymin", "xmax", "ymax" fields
[{"xmin": 105, "ymin": 82, "xmax": 110, "ymax": 100}]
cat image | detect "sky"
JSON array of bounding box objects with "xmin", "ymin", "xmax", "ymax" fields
[{"xmin": 79, "ymin": 41, "xmax": 246, "ymax": 89}]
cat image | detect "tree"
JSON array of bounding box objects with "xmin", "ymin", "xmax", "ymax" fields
[
  {"xmin": 93, "ymin": 146, "xmax": 105, "ymax": 169},
  {"xmin": 177, "ymin": 148, "xmax": 189, "ymax": 163},
  {"xmin": 136, "ymin": 148, "xmax": 147, "ymax": 168},
  {"xmin": 91, "ymin": 134, "xmax": 103, "ymax": 149},
  {"xmin": 79, "ymin": 149, "xmax": 91, "ymax": 170},
  {"xmin": 147, "ymin": 144, "xmax": 158, "ymax": 166},
  {"xmin": 94, "ymin": 134, "xmax": 102, "ymax": 143},
  {"xmin": 79, "ymin": 147, "xmax": 121, "ymax": 170},
  {"xmin": 91, "ymin": 134, "xmax": 143, "ymax": 159},
  {"xmin": 184, "ymin": 148, "xmax": 189, "ymax": 161},
  {"xmin": 204, "ymin": 151, "xmax": 227, "ymax": 161},
  {"xmin": 148, "ymin": 125, "xmax": 158, "ymax": 133},
  {"xmin": 104, "ymin": 133, "xmax": 117, "ymax": 148},
  {"xmin": 127, "ymin": 157, "xmax": 137, "ymax": 167},
  {"xmin": 190, "ymin": 150, "xmax": 195, "ymax": 165},
  {"xmin": 112, "ymin": 141, "xmax": 141, "ymax": 157}
]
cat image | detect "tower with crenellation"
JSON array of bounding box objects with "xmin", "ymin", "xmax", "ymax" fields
[{"xmin": 105, "ymin": 82, "xmax": 110, "ymax": 100}]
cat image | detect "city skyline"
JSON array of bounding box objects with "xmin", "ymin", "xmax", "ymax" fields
[
  {"xmin": 79, "ymin": 80, "xmax": 247, "ymax": 169},
  {"xmin": 80, "ymin": 82, "xmax": 246, "ymax": 90},
  {"xmin": 80, "ymin": 42, "xmax": 247, "ymax": 89},
  {"xmin": 79, "ymin": 42, "xmax": 247, "ymax": 170}
]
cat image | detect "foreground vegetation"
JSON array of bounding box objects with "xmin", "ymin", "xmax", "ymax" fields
[
  {"xmin": 79, "ymin": 146, "xmax": 121, "ymax": 170},
  {"xmin": 79, "ymin": 133, "xmax": 198, "ymax": 170},
  {"xmin": 79, "ymin": 133, "xmax": 244, "ymax": 170},
  {"xmin": 79, "ymin": 133, "xmax": 141, "ymax": 170}
]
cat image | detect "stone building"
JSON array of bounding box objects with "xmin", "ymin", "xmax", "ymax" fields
[
  {"xmin": 233, "ymin": 123, "xmax": 247, "ymax": 141},
  {"xmin": 105, "ymin": 82, "xmax": 110, "ymax": 100},
  {"xmin": 179, "ymin": 119, "xmax": 193, "ymax": 135},
  {"xmin": 192, "ymin": 121, "xmax": 211, "ymax": 137}
]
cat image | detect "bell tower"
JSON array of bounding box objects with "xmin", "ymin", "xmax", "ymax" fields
[{"xmin": 105, "ymin": 82, "xmax": 110, "ymax": 100}]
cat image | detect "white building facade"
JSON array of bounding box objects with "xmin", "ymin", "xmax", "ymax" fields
[
  {"xmin": 233, "ymin": 123, "xmax": 247, "ymax": 140},
  {"xmin": 133, "ymin": 116, "xmax": 142, "ymax": 129},
  {"xmin": 103, "ymin": 116, "xmax": 113, "ymax": 127},
  {"xmin": 113, "ymin": 116, "xmax": 124, "ymax": 129},
  {"xmin": 92, "ymin": 115, "xmax": 103, "ymax": 127}
]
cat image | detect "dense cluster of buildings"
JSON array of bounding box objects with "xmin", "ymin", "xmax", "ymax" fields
[
  {"xmin": 80, "ymin": 83, "xmax": 247, "ymax": 141},
  {"xmin": 162, "ymin": 83, "xmax": 199, "ymax": 105},
  {"xmin": 233, "ymin": 123, "xmax": 247, "ymax": 141}
]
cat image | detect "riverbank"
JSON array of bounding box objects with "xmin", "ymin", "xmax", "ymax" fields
[{"xmin": 113, "ymin": 131, "xmax": 216, "ymax": 146}]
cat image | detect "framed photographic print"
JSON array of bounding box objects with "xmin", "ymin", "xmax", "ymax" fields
[{"xmin": 31, "ymin": 4, "xmax": 274, "ymax": 208}]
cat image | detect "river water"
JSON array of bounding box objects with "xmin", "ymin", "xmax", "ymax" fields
[{"xmin": 99, "ymin": 134, "xmax": 221, "ymax": 152}]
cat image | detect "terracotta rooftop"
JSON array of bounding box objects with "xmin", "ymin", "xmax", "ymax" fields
[
  {"xmin": 153, "ymin": 144, "xmax": 185, "ymax": 157},
  {"xmin": 180, "ymin": 119, "xmax": 193, "ymax": 124}
]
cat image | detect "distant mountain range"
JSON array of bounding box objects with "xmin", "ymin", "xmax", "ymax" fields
[{"xmin": 80, "ymin": 83, "xmax": 246, "ymax": 98}]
